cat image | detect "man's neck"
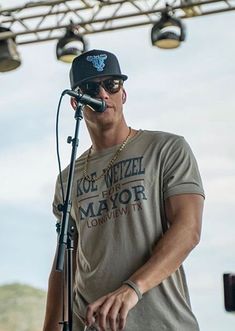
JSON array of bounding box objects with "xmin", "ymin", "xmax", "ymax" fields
[{"xmin": 88, "ymin": 122, "xmax": 135, "ymax": 153}]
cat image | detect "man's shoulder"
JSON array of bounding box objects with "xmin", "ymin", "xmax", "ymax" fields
[{"xmin": 141, "ymin": 129, "xmax": 184, "ymax": 145}]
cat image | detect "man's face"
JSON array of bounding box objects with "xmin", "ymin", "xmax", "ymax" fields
[{"xmin": 76, "ymin": 76, "xmax": 127, "ymax": 130}]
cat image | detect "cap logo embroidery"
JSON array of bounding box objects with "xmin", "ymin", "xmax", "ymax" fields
[{"xmin": 86, "ymin": 54, "xmax": 108, "ymax": 72}]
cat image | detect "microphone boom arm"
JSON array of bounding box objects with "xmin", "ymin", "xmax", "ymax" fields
[{"xmin": 62, "ymin": 89, "xmax": 106, "ymax": 113}]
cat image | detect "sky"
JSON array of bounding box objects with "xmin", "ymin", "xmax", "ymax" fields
[{"xmin": 0, "ymin": 1, "xmax": 235, "ymax": 330}]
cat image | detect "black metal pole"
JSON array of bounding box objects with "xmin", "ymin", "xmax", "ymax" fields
[
  {"xmin": 55, "ymin": 103, "xmax": 84, "ymax": 331},
  {"xmin": 67, "ymin": 231, "xmax": 74, "ymax": 331}
]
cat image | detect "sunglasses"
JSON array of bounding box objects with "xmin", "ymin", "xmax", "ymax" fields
[{"xmin": 77, "ymin": 78, "xmax": 123, "ymax": 98}]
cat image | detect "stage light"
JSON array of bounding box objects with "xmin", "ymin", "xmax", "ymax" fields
[
  {"xmin": 0, "ymin": 26, "xmax": 21, "ymax": 72},
  {"xmin": 151, "ymin": 12, "xmax": 186, "ymax": 49},
  {"xmin": 56, "ymin": 27, "xmax": 87, "ymax": 63}
]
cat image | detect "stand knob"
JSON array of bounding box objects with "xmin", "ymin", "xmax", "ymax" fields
[{"xmin": 67, "ymin": 136, "xmax": 72, "ymax": 144}]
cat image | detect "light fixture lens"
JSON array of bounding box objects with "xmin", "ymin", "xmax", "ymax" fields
[
  {"xmin": 58, "ymin": 53, "xmax": 78, "ymax": 63},
  {"xmin": 58, "ymin": 47, "xmax": 82, "ymax": 63},
  {"xmin": 153, "ymin": 31, "xmax": 180, "ymax": 49}
]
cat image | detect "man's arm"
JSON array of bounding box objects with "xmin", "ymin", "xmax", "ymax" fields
[
  {"xmin": 43, "ymin": 232, "xmax": 78, "ymax": 331},
  {"xmin": 85, "ymin": 193, "xmax": 204, "ymax": 331},
  {"xmin": 130, "ymin": 193, "xmax": 204, "ymax": 293}
]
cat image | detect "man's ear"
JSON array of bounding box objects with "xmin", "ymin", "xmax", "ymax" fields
[
  {"xmin": 122, "ymin": 89, "xmax": 127, "ymax": 104},
  {"xmin": 70, "ymin": 97, "xmax": 77, "ymax": 110}
]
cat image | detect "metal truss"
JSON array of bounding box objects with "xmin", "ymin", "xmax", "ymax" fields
[{"xmin": 0, "ymin": 0, "xmax": 234, "ymax": 45}]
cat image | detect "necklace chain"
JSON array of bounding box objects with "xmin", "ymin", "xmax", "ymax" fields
[{"xmin": 83, "ymin": 127, "xmax": 132, "ymax": 182}]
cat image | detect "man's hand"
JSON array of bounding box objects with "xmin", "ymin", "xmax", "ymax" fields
[{"xmin": 86, "ymin": 285, "xmax": 139, "ymax": 331}]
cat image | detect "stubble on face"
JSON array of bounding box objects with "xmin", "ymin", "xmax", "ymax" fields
[{"xmin": 84, "ymin": 87, "xmax": 126, "ymax": 132}]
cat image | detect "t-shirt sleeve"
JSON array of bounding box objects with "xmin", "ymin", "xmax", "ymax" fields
[{"xmin": 162, "ymin": 137, "xmax": 205, "ymax": 200}]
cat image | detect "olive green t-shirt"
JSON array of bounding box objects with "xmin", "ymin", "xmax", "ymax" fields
[{"xmin": 53, "ymin": 130, "xmax": 205, "ymax": 331}]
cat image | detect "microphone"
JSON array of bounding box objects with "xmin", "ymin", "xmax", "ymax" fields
[{"xmin": 62, "ymin": 89, "xmax": 106, "ymax": 113}]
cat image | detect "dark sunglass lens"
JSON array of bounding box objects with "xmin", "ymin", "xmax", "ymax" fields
[
  {"xmin": 80, "ymin": 82, "xmax": 100, "ymax": 97},
  {"xmin": 103, "ymin": 79, "xmax": 122, "ymax": 94}
]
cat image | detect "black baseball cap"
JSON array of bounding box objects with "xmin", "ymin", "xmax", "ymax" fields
[{"xmin": 69, "ymin": 49, "xmax": 128, "ymax": 90}]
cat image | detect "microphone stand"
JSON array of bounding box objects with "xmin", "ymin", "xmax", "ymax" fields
[{"xmin": 55, "ymin": 102, "xmax": 84, "ymax": 331}]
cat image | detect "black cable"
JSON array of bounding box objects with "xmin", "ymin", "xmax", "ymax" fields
[
  {"xmin": 56, "ymin": 92, "xmax": 66, "ymax": 204},
  {"xmin": 55, "ymin": 92, "xmax": 67, "ymax": 326}
]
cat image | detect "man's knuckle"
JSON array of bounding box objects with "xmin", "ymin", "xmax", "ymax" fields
[
  {"xmin": 99, "ymin": 311, "xmax": 106, "ymax": 317},
  {"xmin": 119, "ymin": 316, "xmax": 125, "ymax": 322},
  {"xmin": 87, "ymin": 305, "xmax": 94, "ymax": 313}
]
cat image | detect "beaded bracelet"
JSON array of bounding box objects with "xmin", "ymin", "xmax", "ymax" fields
[{"xmin": 123, "ymin": 280, "xmax": 143, "ymax": 301}]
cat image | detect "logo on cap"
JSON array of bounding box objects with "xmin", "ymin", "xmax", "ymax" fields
[{"xmin": 86, "ymin": 54, "xmax": 108, "ymax": 72}]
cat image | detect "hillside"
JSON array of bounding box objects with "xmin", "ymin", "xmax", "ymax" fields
[{"xmin": 0, "ymin": 283, "xmax": 46, "ymax": 331}]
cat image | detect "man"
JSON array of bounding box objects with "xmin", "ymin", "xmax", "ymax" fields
[{"xmin": 43, "ymin": 49, "xmax": 205, "ymax": 331}]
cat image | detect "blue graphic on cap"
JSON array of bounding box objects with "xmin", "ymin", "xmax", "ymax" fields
[{"xmin": 86, "ymin": 54, "xmax": 108, "ymax": 72}]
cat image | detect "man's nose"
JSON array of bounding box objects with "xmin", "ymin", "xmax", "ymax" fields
[{"xmin": 98, "ymin": 86, "xmax": 110, "ymax": 100}]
